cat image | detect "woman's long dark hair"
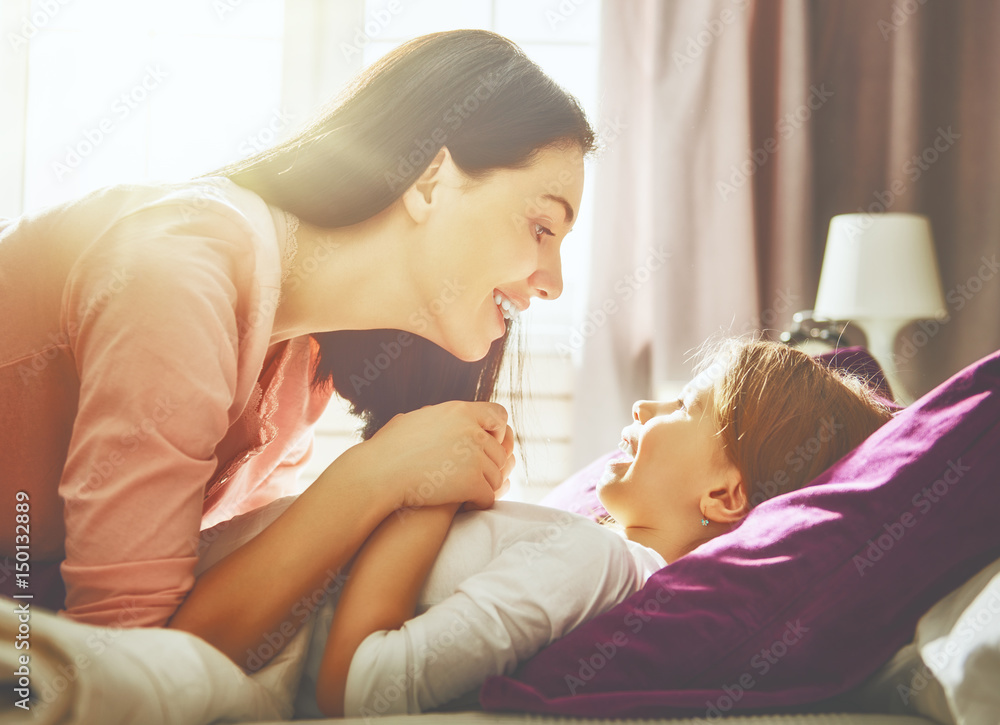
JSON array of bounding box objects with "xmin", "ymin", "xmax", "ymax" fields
[{"xmin": 201, "ymin": 30, "xmax": 595, "ymax": 439}]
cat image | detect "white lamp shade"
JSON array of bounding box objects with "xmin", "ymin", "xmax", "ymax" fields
[{"xmin": 814, "ymin": 213, "xmax": 947, "ymax": 322}]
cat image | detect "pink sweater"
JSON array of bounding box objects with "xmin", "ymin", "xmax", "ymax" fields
[{"xmin": 0, "ymin": 177, "xmax": 334, "ymax": 627}]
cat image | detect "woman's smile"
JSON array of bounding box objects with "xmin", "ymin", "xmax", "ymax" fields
[
  {"xmin": 415, "ymin": 143, "xmax": 583, "ymax": 362},
  {"xmin": 493, "ymin": 289, "xmax": 524, "ymax": 322}
]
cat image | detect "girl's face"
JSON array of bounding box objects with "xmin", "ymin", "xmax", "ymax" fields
[
  {"xmin": 409, "ymin": 144, "xmax": 585, "ymax": 361},
  {"xmin": 597, "ymin": 379, "xmax": 738, "ymax": 529}
]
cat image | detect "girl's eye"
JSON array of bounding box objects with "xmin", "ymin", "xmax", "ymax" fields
[
  {"xmin": 676, "ymin": 398, "xmax": 686, "ymax": 411},
  {"xmin": 532, "ymin": 222, "xmax": 554, "ymax": 243}
]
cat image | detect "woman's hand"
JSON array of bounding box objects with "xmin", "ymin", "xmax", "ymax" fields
[{"xmin": 354, "ymin": 400, "xmax": 515, "ymax": 511}]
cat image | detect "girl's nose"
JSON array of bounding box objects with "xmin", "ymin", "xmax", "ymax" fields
[
  {"xmin": 633, "ymin": 398, "xmax": 680, "ymax": 423},
  {"xmin": 632, "ymin": 400, "xmax": 655, "ymax": 424}
]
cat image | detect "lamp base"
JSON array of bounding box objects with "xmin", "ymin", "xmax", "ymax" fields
[{"xmin": 852, "ymin": 318, "xmax": 912, "ymax": 405}]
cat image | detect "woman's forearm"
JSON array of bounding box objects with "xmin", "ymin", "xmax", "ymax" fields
[
  {"xmin": 167, "ymin": 444, "xmax": 397, "ymax": 667},
  {"xmin": 316, "ymin": 502, "xmax": 461, "ymax": 717}
]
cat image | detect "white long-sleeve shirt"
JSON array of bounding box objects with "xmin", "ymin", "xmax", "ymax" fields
[{"xmin": 293, "ymin": 500, "xmax": 667, "ymax": 717}]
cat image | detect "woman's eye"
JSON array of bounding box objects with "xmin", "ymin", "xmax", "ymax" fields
[{"xmin": 532, "ymin": 223, "xmax": 554, "ymax": 243}]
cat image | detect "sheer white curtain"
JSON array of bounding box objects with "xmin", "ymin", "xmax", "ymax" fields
[{"xmin": 571, "ymin": 0, "xmax": 814, "ymax": 467}]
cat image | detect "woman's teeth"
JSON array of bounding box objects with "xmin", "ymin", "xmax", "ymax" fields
[{"xmin": 494, "ymin": 293, "xmax": 520, "ymax": 322}]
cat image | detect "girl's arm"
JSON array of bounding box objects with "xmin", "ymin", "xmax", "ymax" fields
[
  {"xmin": 167, "ymin": 443, "xmax": 398, "ymax": 665},
  {"xmin": 168, "ymin": 401, "xmax": 511, "ymax": 667},
  {"xmin": 326, "ymin": 511, "xmax": 646, "ymax": 717},
  {"xmin": 315, "ymin": 502, "xmax": 461, "ymax": 717}
]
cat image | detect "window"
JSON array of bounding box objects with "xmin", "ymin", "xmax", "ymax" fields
[
  {"xmin": 4, "ymin": 0, "xmax": 287, "ymax": 213},
  {"xmin": 2, "ymin": 0, "xmax": 603, "ymax": 501}
]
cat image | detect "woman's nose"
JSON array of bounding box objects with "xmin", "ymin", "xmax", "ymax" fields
[{"xmin": 528, "ymin": 248, "xmax": 563, "ymax": 300}]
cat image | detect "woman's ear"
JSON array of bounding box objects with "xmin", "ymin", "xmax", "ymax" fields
[
  {"xmin": 400, "ymin": 146, "xmax": 453, "ymax": 224},
  {"xmin": 702, "ymin": 470, "xmax": 749, "ymax": 525}
]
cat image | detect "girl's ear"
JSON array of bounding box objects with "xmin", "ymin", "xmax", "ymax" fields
[
  {"xmin": 702, "ymin": 470, "xmax": 749, "ymax": 525},
  {"xmin": 400, "ymin": 146, "xmax": 453, "ymax": 224}
]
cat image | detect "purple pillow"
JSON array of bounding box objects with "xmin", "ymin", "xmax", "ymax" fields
[{"xmin": 480, "ymin": 347, "xmax": 1000, "ymax": 717}]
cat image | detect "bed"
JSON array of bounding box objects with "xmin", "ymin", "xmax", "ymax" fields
[
  {"xmin": 3, "ymin": 346, "xmax": 998, "ymax": 724},
  {"xmin": 7, "ymin": 551, "xmax": 1000, "ymax": 724}
]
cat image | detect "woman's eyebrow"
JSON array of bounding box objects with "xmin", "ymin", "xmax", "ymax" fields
[{"xmin": 542, "ymin": 194, "xmax": 575, "ymax": 224}]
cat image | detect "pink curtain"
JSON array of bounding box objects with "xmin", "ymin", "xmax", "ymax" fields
[{"xmin": 572, "ymin": 0, "xmax": 1000, "ymax": 467}]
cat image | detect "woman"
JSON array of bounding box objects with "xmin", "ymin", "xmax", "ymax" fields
[
  {"xmin": 263, "ymin": 337, "xmax": 892, "ymax": 716},
  {"xmin": 0, "ymin": 29, "xmax": 593, "ymax": 667}
]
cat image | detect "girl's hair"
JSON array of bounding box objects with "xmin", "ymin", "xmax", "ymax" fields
[
  {"xmin": 697, "ymin": 337, "xmax": 895, "ymax": 508},
  {"xmin": 200, "ymin": 30, "xmax": 596, "ymax": 438}
]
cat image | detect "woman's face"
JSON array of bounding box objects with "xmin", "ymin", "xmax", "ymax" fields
[
  {"xmin": 410, "ymin": 144, "xmax": 585, "ymax": 361},
  {"xmin": 597, "ymin": 379, "xmax": 736, "ymax": 528}
]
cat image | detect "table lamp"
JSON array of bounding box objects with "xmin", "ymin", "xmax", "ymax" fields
[{"xmin": 813, "ymin": 213, "xmax": 947, "ymax": 405}]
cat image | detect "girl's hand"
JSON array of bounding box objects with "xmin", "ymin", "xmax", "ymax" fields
[{"xmin": 356, "ymin": 400, "xmax": 515, "ymax": 511}]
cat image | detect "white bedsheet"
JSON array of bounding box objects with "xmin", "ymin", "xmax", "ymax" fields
[
  {"xmin": 0, "ymin": 596, "xmax": 307, "ymax": 724},
  {"xmin": 2, "ymin": 493, "xmax": 994, "ymax": 725},
  {"xmin": 0, "ymin": 496, "xmax": 311, "ymax": 725},
  {"xmin": 851, "ymin": 553, "xmax": 1000, "ymax": 724}
]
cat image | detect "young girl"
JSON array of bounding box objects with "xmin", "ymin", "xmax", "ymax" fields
[
  {"xmin": 273, "ymin": 337, "xmax": 894, "ymax": 717},
  {"xmin": 0, "ymin": 29, "xmax": 591, "ymax": 663}
]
